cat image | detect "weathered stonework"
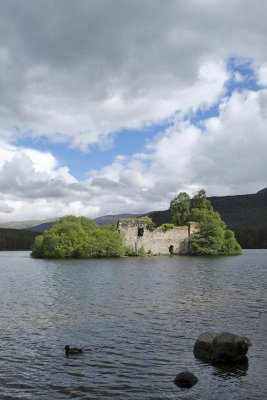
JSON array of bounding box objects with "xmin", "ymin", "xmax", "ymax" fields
[{"xmin": 117, "ymin": 218, "xmax": 198, "ymax": 255}]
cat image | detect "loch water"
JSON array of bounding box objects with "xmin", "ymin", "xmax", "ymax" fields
[{"xmin": 0, "ymin": 250, "xmax": 266, "ymax": 400}]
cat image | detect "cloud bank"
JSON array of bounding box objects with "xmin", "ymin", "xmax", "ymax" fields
[{"xmin": 0, "ymin": 0, "xmax": 266, "ymax": 220}]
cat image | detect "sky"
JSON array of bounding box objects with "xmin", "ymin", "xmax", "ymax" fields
[{"xmin": 0, "ymin": 0, "xmax": 267, "ymax": 222}]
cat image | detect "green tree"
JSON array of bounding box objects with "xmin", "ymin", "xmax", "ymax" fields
[
  {"xmin": 169, "ymin": 189, "xmax": 242, "ymax": 255},
  {"xmin": 189, "ymin": 210, "xmax": 225, "ymax": 255},
  {"xmin": 191, "ymin": 189, "xmax": 213, "ymax": 211},
  {"xmin": 188, "ymin": 192, "xmax": 241, "ymax": 256},
  {"xmin": 222, "ymin": 230, "xmax": 242, "ymax": 255},
  {"xmin": 170, "ymin": 192, "xmax": 191, "ymax": 226},
  {"xmin": 102, "ymin": 221, "xmax": 117, "ymax": 231},
  {"xmin": 31, "ymin": 216, "xmax": 125, "ymax": 259},
  {"xmin": 140, "ymin": 216, "xmax": 156, "ymax": 231},
  {"xmin": 30, "ymin": 234, "xmax": 44, "ymax": 256}
]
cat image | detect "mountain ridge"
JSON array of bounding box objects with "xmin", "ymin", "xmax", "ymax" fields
[
  {"xmin": 0, "ymin": 218, "xmax": 58, "ymax": 230},
  {"xmin": 0, "ymin": 188, "xmax": 266, "ymax": 233}
]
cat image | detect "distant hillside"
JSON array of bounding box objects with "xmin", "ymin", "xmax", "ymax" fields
[
  {"xmin": 0, "ymin": 214, "xmax": 143, "ymax": 233},
  {"xmin": 143, "ymin": 189, "xmax": 267, "ymax": 229},
  {"xmin": 145, "ymin": 209, "xmax": 171, "ymax": 226},
  {"xmin": 209, "ymin": 188, "xmax": 267, "ymax": 229},
  {"xmin": 94, "ymin": 213, "xmax": 143, "ymax": 226},
  {"xmin": 0, "ymin": 218, "xmax": 58, "ymax": 230},
  {"xmin": 143, "ymin": 189, "xmax": 267, "ymax": 249},
  {"xmin": 0, "ymin": 228, "xmax": 40, "ymax": 250},
  {"xmin": 25, "ymin": 221, "xmax": 55, "ymax": 232},
  {"xmin": 24, "ymin": 213, "xmax": 143, "ymax": 232},
  {"xmin": 0, "ymin": 188, "xmax": 266, "ymax": 248},
  {"xmin": 2, "ymin": 188, "xmax": 266, "ymax": 232}
]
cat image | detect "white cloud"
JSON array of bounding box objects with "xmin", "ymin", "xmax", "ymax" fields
[
  {"xmin": 257, "ymin": 63, "xmax": 267, "ymax": 86},
  {"xmin": 0, "ymin": 1, "xmax": 267, "ymax": 149},
  {"xmin": 0, "ymin": 1, "xmax": 267, "ymax": 221},
  {"xmin": 87, "ymin": 87, "xmax": 267, "ymax": 211},
  {"xmin": 0, "ymin": 142, "xmax": 98, "ymax": 221},
  {"xmin": 0, "ymin": 86, "xmax": 267, "ymax": 221},
  {"xmin": 0, "ymin": 58, "xmax": 228, "ymax": 151},
  {"xmin": 234, "ymin": 72, "xmax": 245, "ymax": 82}
]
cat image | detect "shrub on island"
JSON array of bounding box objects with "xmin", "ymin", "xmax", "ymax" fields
[
  {"xmin": 160, "ymin": 223, "xmax": 175, "ymax": 232},
  {"xmin": 139, "ymin": 216, "xmax": 156, "ymax": 231}
]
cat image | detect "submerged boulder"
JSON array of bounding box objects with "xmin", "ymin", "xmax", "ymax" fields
[
  {"xmin": 174, "ymin": 371, "xmax": 198, "ymax": 388},
  {"xmin": 194, "ymin": 332, "xmax": 250, "ymax": 364}
]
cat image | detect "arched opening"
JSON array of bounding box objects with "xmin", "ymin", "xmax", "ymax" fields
[{"xmin": 169, "ymin": 245, "xmax": 174, "ymax": 255}]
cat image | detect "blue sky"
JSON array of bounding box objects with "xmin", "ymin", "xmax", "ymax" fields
[
  {"xmin": 15, "ymin": 59, "xmax": 262, "ymax": 181},
  {"xmin": 0, "ymin": 0, "xmax": 267, "ymax": 221},
  {"xmin": 14, "ymin": 124, "xmax": 166, "ymax": 180}
]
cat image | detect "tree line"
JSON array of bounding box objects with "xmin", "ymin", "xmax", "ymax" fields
[
  {"xmin": 0, "ymin": 228, "xmax": 40, "ymax": 251},
  {"xmin": 233, "ymin": 225, "xmax": 267, "ymax": 249}
]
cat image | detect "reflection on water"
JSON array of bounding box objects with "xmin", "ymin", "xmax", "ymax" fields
[
  {"xmin": 0, "ymin": 250, "xmax": 266, "ymax": 399},
  {"xmin": 212, "ymin": 358, "xmax": 248, "ymax": 379}
]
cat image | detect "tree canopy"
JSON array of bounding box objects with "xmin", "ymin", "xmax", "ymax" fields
[
  {"xmin": 170, "ymin": 192, "xmax": 191, "ymax": 226},
  {"xmin": 170, "ymin": 190, "xmax": 242, "ymax": 256},
  {"xmin": 31, "ymin": 216, "xmax": 127, "ymax": 258}
]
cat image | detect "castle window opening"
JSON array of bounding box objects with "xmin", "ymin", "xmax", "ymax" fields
[{"xmin": 138, "ymin": 227, "xmax": 144, "ymax": 237}]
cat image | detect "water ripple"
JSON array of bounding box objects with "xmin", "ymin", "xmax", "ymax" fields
[{"xmin": 0, "ymin": 250, "xmax": 266, "ymax": 399}]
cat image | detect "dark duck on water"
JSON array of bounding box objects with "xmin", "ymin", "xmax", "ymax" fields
[{"xmin": 64, "ymin": 345, "xmax": 84, "ymax": 355}]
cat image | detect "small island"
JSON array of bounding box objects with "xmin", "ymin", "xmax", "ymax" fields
[{"xmin": 31, "ymin": 190, "xmax": 241, "ymax": 258}]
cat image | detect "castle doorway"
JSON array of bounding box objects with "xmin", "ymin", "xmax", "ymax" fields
[{"xmin": 169, "ymin": 245, "xmax": 174, "ymax": 255}]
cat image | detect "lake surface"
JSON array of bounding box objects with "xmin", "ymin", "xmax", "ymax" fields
[{"xmin": 0, "ymin": 250, "xmax": 266, "ymax": 399}]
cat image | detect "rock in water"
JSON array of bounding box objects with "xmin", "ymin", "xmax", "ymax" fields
[
  {"xmin": 211, "ymin": 332, "xmax": 248, "ymax": 363},
  {"xmin": 194, "ymin": 332, "xmax": 249, "ymax": 364},
  {"xmin": 193, "ymin": 332, "xmax": 217, "ymax": 362},
  {"xmin": 174, "ymin": 371, "xmax": 198, "ymax": 388},
  {"xmin": 243, "ymin": 336, "xmax": 252, "ymax": 347}
]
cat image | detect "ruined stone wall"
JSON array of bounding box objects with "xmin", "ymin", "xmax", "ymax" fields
[{"xmin": 118, "ymin": 218, "xmax": 198, "ymax": 255}]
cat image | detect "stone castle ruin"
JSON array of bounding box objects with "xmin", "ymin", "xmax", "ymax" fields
[{"xmin": 117, "ymin": 218, "xmax": 198, "ymax": 255}]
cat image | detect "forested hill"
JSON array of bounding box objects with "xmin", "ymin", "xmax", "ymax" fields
[
  {"xmin": 209, "ymin": 188, "xmax": 267, "ymax": 249},
  {"xmin": 146, "ymin": 189, "xmax": 267, "ymax": 249},
  {"xmin": 209, "ymin": 188, "xmax": 267, "ymax": 229},
  {"xmin": 0, "ymin": 228, "xmax": 40, "ymax": 250},
  {"xmin": 146, "ymin": 189, "xmax": 267, "ymax": 228}
]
